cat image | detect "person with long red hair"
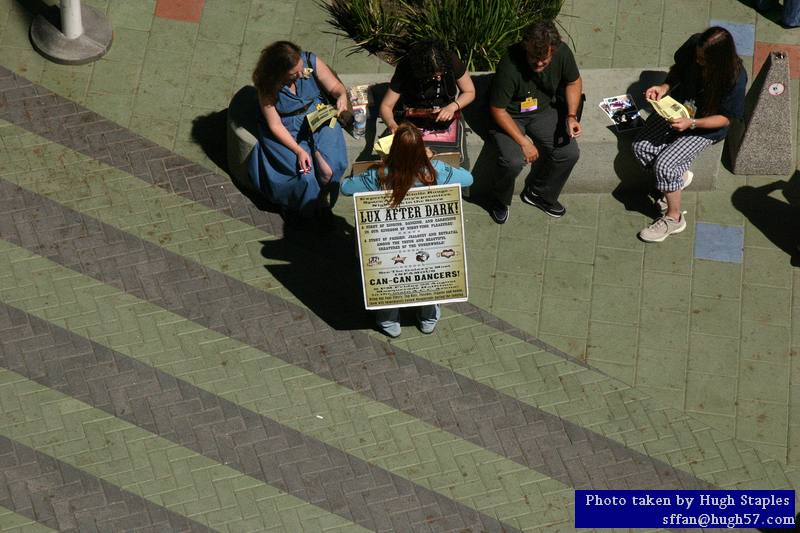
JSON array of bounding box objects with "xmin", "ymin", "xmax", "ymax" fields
[{"xmin": 341, "ymin": 123, "xmax": 473, "ymax": 337}]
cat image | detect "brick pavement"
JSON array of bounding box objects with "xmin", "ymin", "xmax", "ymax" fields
[
  {"xmin": 0, "ymin": 0, "xmax": 800, "ymax": 531},
  {"xmin": 0, "ymin": 56, "xmax": 769, "ymax": 492},
  {"xmin": 0, "ymin": 302, "xmax": 510, "ymax": 533},
  {"xmin": 0, "ymin": 65, "xmax": 712, "ymax": 494},
  {"xmin": 0, "ymin": 438, "xmax": 210, "ymax": 532},
  {"xmin": 0, "ymin": 61, "xmax": 795, "ymax": 530}
]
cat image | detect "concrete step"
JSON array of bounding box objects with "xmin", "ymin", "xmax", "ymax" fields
[{"xmin": 338, "ymin": 69, "xmax": 724, "ymax": 195}]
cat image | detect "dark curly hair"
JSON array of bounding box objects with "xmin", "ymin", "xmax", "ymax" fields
[
  {"xmin": 252, "ymin": 41, "xmax": 302, "ymax": 105},
  {"xmin": 521, "ymin": 20, "xmax": 561, "ymax": 63},
  {"xmin": 403, "ymin": 41, "xmax": 453, "ymax": 81}
]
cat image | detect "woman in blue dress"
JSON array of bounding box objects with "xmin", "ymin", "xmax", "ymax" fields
[
  {"xmin": 251, "ymin": 41, "xmax": 348, "ymax": 219},
  {"xmin": 341, "ymin": 123, "xmax": 473, "ymax": 337}
]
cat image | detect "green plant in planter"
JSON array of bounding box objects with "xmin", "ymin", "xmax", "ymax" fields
[
  {"xmin": 321, "ymin": 0, "xmax": 407, "ymax": 60},
  {"xmin": 319, "ymin": 0, "xmax": 565, "ymax": 71}
]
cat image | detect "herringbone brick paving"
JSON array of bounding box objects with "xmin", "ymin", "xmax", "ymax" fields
[
  {"xmin": 0, "ymin": 133, "xmax": 716, "ymax": 497},
  {"xmin": 0, "ymin": 436, "xmax": 211, "ymax": 532},
  {"xmin": 0, "ymin": 68, "xmax": 768, "ymax": 496},
  {"xmin": 0, "ymin": 240, "xmax": 577, "ymax": 531},
  {"xmin": 0, "ymin": 300, "xmax": 514, "ymax": 533},
  {"xmin": 0, "ymin": 2, "xmax": 799, "ymax": 528},
  {"xmin": 0, "ymin": 65, "xmax": 792, "ymax": 528},
  {"xmin": 0, "ymin": 505, "xmax": 55, "ymax": 533},
  {"xmin": 0, "ymin": 368, "xmax": 378, "ymax": 533}
]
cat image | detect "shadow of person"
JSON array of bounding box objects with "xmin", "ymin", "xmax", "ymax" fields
[
  {"xmin": 189, "ymin": 88, "xmax": 289, "ymax": 215},
  {"xmin": 731, "ymin": 172, "xmax": 800, "ymax": 266},
  {"xmin": 461, "ymin": 73, "xmax": 495, "ymax": 141},
  {"xmin": 610, "ymin": 70, "xmax": 672, "ymax": 218},
  {"xmin": 463, "ymin": 73, "xmax": 528, "ymax": 217},
  {"xmin": 13, "ymin": 0, "xmax": 53, "ymax": 20},
  {"xmin": 191, "ymin": 110, "xmax": 229, "ymax": 174},
  {"xmin": 259, "ymin": 216, "xmax": 373, "ymax": 330}
]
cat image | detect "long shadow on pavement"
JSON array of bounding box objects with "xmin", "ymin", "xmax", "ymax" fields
[
  {"xmin": 731, "ymin": 171, "xmax": 800, "ymax": 266},
  {"xmin": 191, "ymin": 105, "xmax": 287, "ymax": 214},
  {"xmin": 259, "ymin": 217, "xmax": 374, "ymax": 331}
]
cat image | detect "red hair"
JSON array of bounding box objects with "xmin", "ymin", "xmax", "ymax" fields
[{"xmin": 379, "ymin": 123, "xmax": 436, "ymax": 207}]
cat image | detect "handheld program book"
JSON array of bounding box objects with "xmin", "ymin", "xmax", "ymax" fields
[{"xmin": 647, "ymin": 95, "xmax": 691, "ymax": 120}]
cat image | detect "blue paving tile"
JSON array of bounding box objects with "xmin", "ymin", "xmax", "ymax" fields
[
  {"xmin": 694, "ymin": 222, "xmax": 745, "ymax": 263},
  {"xmin": 710, "ymin": 20, "xmax": 756, "ymax": 56}
]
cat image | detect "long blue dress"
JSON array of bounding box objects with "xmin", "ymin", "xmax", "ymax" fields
[{"xmin": 249, "ymin": 51, "xmax": 348, "ymax": 216}]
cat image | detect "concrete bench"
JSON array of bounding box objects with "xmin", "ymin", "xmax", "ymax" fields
[
  {"xmin": 337, "ymin": 70, "xmax": 724, "ymax": 194},
  {"xmin": 226, "ymin": 85, "xmax": 260, "ymax": 193},
  {"xmin": 227, "ymin": 69, "xmax": 724, "ymax": 196}
]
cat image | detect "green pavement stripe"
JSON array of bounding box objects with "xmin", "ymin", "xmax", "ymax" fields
[
  {"xmin": 0, "ymin": 123, "xmax": 791, "ymax": 492},
  {"xmin": 0, "ymin": 368, "xmax": 368, "ymax": 533},
  {"xmin": 0, "ymin": 240, "xmax": 573, "ymax": 531},
  {"xmin": 0, "ymin": 506, "xmax": 56, "ymax": 533},
  {"xmin": 0, "ymin": 121, "xmax": 296, "ymax": 303},
  {"xmin": 1, "ymin": 124, "xmax": 794, "ymax": 493}
]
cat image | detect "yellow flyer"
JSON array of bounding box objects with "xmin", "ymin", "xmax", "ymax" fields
[
  {"xmin": 647, "ymin": 95, "xmax": 691, "ymax": 120},
  {"xmin": 353, "ymin": 184, "xmax": 468, "ymax": 310}
]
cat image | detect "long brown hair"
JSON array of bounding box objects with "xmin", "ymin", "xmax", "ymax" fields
[
  {"xmin": 696, "ymin": 27, "xmax": 741, "ymax": 116},
  {"xmin": 252, "ymin": 41, "xmax": 301, "ymax": 105},
  {"xmin": 380, "ymin": 123, "xmax": 436, "ymax": 207}
]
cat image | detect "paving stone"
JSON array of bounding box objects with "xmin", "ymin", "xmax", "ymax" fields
[
  {"xmin": 0, "ymin": 436, "xmax": 211, "ymax": 532},
  {"xmin": 692, "ymin": 258, "xmax": 742, "ymax": 299},
  {"xmin": 687, "ymin": 333, "xmax": 739, "ymax": 377},
  {"xmin": 741, "ymin": 283, "xmax": 791, "ymax": 326},
  {"xmin": 108, "ymin": 0, "xmax": 156, "ymax": 32},
  {"xmin": 156, "ymin": 0, "xmax": 206, "ymax": 23},
  {"xmin": 1, "ymin": 1, "xmax": 799, "ymax": 525}
]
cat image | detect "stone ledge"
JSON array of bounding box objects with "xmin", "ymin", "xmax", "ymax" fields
[
  {"xmin": 337, "ymin": 70, "xmax": 723, "ymax": 195},
  {"xmin": 227, "ymin": 69, "xmax": 725, "ymax": 196}
]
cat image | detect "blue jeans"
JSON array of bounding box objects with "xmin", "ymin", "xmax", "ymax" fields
[
  {"xmin": 755, "ymin": 0, "xmax": 800, "ymax": 26},
  {"xmin": 376, "ymin": 304, "xmax": 439, "ymax": 333}
]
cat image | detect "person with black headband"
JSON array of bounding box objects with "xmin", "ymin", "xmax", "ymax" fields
[{"xmin": 379, "ymin": 41, "xmax": 475, "ymax": 134}]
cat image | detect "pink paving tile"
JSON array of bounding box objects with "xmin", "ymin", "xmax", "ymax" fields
[
  {"xmin": 753, "ymin": 41, "xmax": 800, "ymax": 79},
  {"xmin": 155, "ymin": 0, "xmax": 205, "ymax": 23}
]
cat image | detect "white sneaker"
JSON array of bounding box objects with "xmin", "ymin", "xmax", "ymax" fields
[
  {"xmin": 639, "ymin": 215, "xmax": 687, "ymax": 242},
  {"xmin": 656, "ymin": 171, "xmax": 694, "ymax": 213}
]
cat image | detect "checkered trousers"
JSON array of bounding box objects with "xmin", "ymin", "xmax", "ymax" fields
[{"xmin": 632, "ymin": 115, "xmax": 713, "ymax": 192}]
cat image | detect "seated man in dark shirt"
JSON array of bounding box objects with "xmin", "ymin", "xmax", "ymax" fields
[{"xmin": 487, "ymin": 21, "xmax": 583, "ymax": 223}]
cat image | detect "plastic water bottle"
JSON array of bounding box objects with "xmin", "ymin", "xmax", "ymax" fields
[{"xmin": 353, "ymin": 108, "xmax": 366, "ymax": 139}]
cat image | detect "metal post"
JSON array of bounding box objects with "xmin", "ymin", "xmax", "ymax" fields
[
  {"xmin": 30, "ymin": 0, "xmax": 113, "ymax": 65},
  {"xmin": 60, "ymin": 0, "xmax": 85, "ymax": 40}
]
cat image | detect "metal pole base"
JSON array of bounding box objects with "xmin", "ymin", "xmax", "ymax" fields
[{"xmin": 30, "ymin": 4, "xmax": 112, "ymax": 65}]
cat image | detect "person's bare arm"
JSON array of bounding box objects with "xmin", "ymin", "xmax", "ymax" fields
[
  {"xmin": 379, "ymin": 88, "xmax": 401, "ymax": 133},
  {"xmin": 436, "ymin": 72, "xmax": 476, "ymax": 122},
  {"xmin": 669, "ymin": 114, "xmax": 729, "ymax": 132},
  {"xmin": 314, "ymin": 57, "xmax": 348, "ymax": 113},
  {"xmin": 262, "ymin": 101, "xmax": 312, "ymax": 173},
  {"xmin": 564, "ymin": 76, "xmax": 582, "ymax": 138}
]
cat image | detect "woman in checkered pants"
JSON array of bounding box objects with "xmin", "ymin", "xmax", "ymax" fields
[{"xmin": 633, "ymin": 27, "xmax": 746, "ymax": 243}]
